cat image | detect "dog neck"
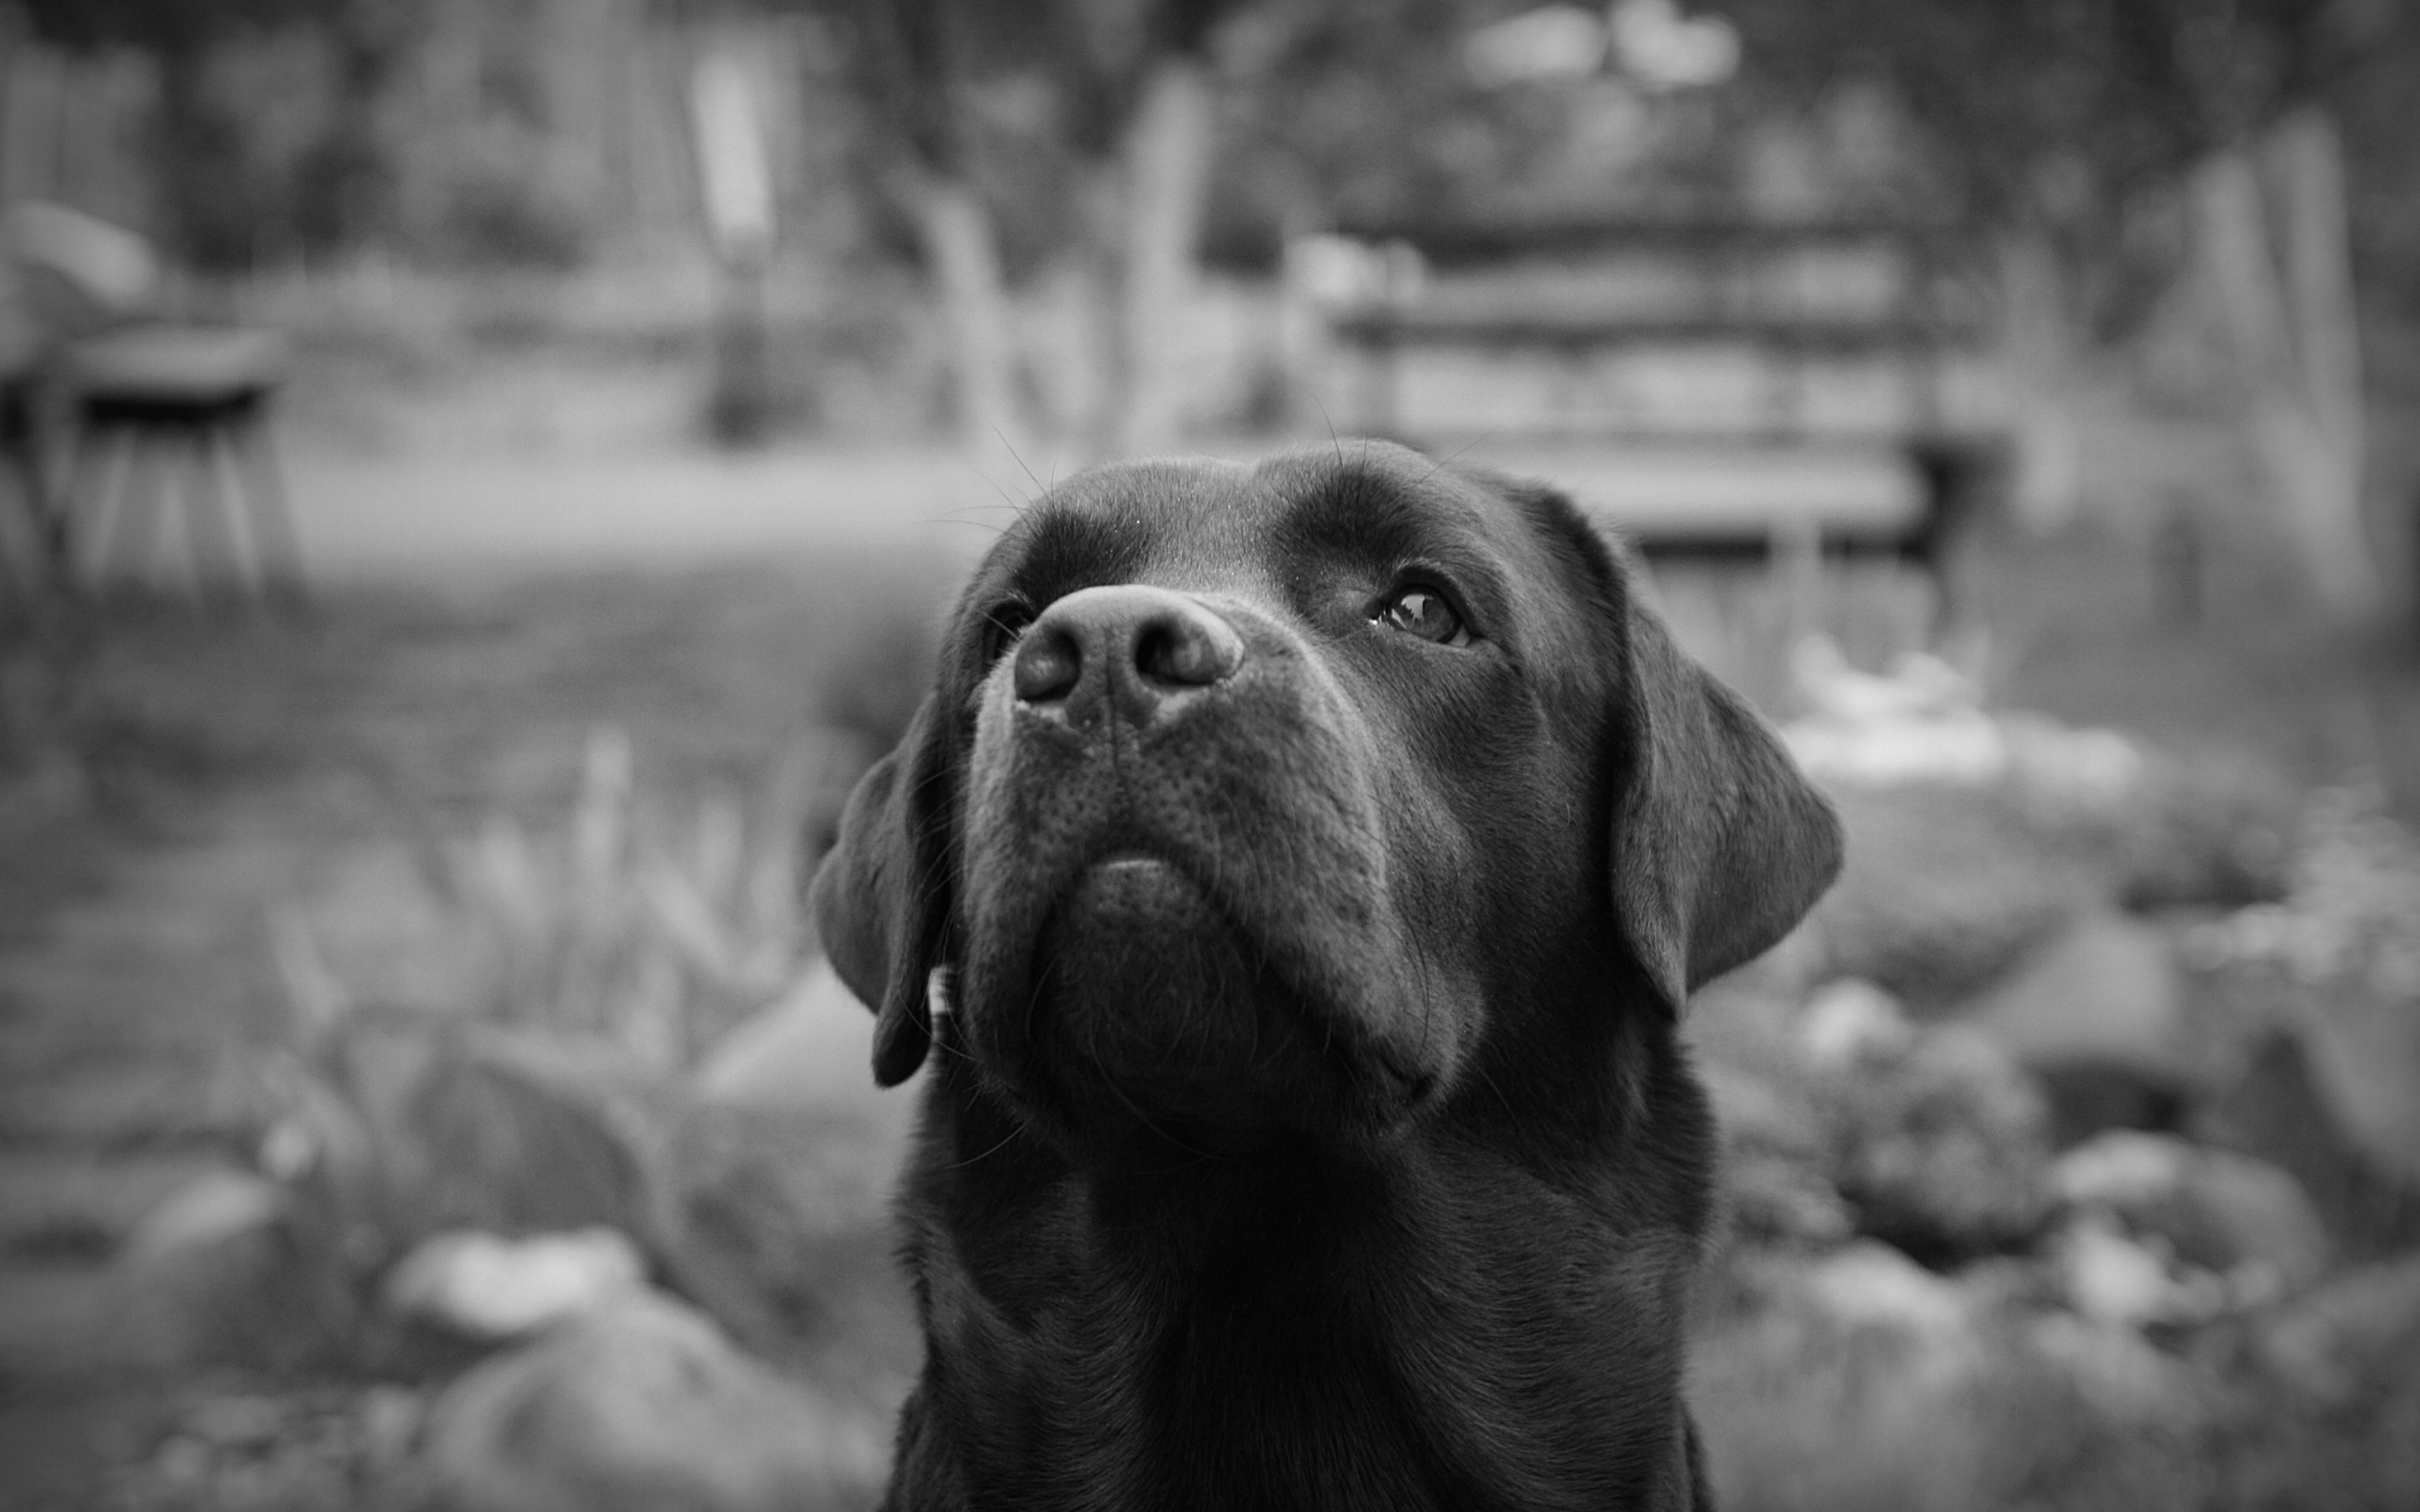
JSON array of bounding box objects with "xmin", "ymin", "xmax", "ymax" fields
[{"xmin": 890, "ymin": 1021, "xmax": 1715, "ymax": 1511}]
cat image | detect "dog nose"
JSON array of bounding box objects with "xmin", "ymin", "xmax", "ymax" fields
[{"xmin": 1011, "ymin": 586, "xmax": 1244, "ymax": 727}]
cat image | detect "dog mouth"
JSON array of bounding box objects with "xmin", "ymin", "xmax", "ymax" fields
[{"xmin": 994, "ymin": 848, "xmax": 1401, "ymax": 1152}]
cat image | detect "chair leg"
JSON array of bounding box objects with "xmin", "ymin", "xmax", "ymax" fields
[
  {"xmin": 230, "ymin": 417, "xmax": 308, "ymax": 606},
  {"xmin": 78, "ymin": 431, "xmax": 154, "ymax": 587},
  {"xmin": 180, "ymin": 425, "xmax": 253, "ymax": 604}
]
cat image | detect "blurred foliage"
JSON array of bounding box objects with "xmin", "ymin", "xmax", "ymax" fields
[
  {"xmin": 21, "ymin": 0, "xmax": 426, "ymax": 266},
  {"xmin": 274, "ymin": 724, "xmax": 828, "ymax": 1067},
  {"xmin": 25, "ymin": 0, "xmax": 2419, "ymax": 344},
  {"xmin": 1719, "ymin": 0, "xmax": 2420, "ymax": 337}
]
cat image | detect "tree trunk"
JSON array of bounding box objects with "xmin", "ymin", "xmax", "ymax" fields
[
  {"xmin": 1108, "ymin": 57, "xmax": 1216, "ymax": 456},
  {"xmin": 2193, "ymin": 109, "xmax": 2382, "ymax": 623},
  {"xmin": 1999, "ymin": 234, "xmax": 2084, "ymax": 533},
  {"xmin": 913, "ymin": 175, "xmax": 1025, "ymax": 456}
]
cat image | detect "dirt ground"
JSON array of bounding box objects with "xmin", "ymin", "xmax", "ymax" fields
[{"xmin": 0, "ymin": 441, "xmax": 2413, "ymax": 1507}]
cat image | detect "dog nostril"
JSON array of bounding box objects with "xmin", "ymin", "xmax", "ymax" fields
[
  {"xmin": 1137, "ymin": 616, "xmax": 1242, "ymax": 688},
  {"xmin": 1012, "ymin": 628, "xmax": 1080, "ymax": 702}
]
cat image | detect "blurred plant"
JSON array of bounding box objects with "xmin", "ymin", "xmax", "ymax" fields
[
  {"xmin": 228, "ymin": 724, "xmax": 843, "ymax": 1312},
  {"xmin": 2187, "ymin": 783, "xmax": 2420, "ymax": 1000},
  {"xmin": 273, "ymin": 724, "xmax": 840, "ymax": 1072}
]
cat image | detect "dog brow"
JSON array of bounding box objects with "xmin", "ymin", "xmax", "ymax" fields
[
  {"xmin": 1013, "ymin": 507, "xmax": 1152, "ymax": 594},
  {"xmin": 1277, "ymin": 463, "xmax": 1452, "ymax": 562}
]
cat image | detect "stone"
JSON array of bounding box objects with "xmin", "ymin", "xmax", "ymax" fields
[
  {"xmin": 1826, "ymin": 1024, "xmax": 2054, "ymax": 1263},
  {"xmin": 1961, "ymin": 910, "xmax": 2191, "ymax": 1146},
  {"xmin": 1693, "ymin": 1246, "xmax": 1998, "ymax": 1512},
  {"xmin": 2051, "ymin": 1130, "xmax": 2331, "ymax": 1295},
  {"xmin": 1796, "ymin": 977, "xmax": 1913, "ymax": 1070},
  {"xmin": 652, "ymin": 1101, "xmax": 919, "ymax": 1381},
  {"xmin": 108, "ymin": 1168, "xmax": 352, "ymax": 1369},
  {"xmin": 2293, "ymin": 977, "xmax": 2420, "ymax": 1192},
  {"xmin": 2019, "ymin": 1311, "xmax": 2210, "ymax": 1429},
  {"xmin": 421, "ymin": 1288, "xmax": 890, "ymax": 1512},
  {"xmin": 1702, "ymin": 1061, "xmax": 1850, "ymax": 1248},
  {"xmin": 1724, "ymin": 1152, "xmax": 1857, "ymax": 1249},
  {"xmin": 1797, "ymin": 1240, "xmax": 1973, "ymax": 1341},
  {"xmin": 690, "ymin": 958, "xmax": 914, "ymax": 1138},
  {"xmin": 382, "ymin": 1228, "xmax": 648, "ymax": 1341},
  {"xmin": 396, "ymin": 1027, "xmax": 662, "ymax": 1243},
  {"xmin": 1809, "ymin": 785, "xmax": 2097, "ymax": 1010},
  {"xmin": 2196, "ymin": 1026, "xmax": 2420, "ymax": 1257},
  {"xmin": 2256, "ymin": 1253, "xmax": 2420, "ymax": 1404},
  {"xmin": 286, "ymin": 1014, "xmax": 665, "ymax": 1268},
  {"xmin": 2099, "ymin": 753, "xmax": 2294, "ymax": 910},
  {"xmin": 2053, "ymin": 1216, "xmax": 2214, "ymax": 1329},
  {"xmin": 670, "ymin": 961, "xmax": 921, "ymax": 1370},
  {"xmin": 119, "ymin": 1168, "xmax": 284, "ymax": 1269}
]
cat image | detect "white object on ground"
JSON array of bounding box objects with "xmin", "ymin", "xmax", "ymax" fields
[
  {"xmin": 1796, "ymin": 978, "xmax": 1913, "ymax": 1069},
  {"xmin": 383, "ymin": 1228, "xmax": 647, "ymax": 1340},
  {"xmin": 1782, "ymin": 635, "xmax": 2145, "ymax": 800}
]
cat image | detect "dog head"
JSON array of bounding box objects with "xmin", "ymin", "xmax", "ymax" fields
[{"xmin": 812, "ymin": 442, "xmax": 1839, "ymax": 1163}]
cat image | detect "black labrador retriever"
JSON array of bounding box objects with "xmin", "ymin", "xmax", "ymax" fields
[{"xmin": 813, "ymin": 441, "xmax": 1841, "ymax": 1510}]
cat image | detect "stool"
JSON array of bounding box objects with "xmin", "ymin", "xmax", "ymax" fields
[
  {"xmin": 61, "ymin": 324, "xmax": 306, "ymax": 603},
  {"xmin": 0, "ymin": 373, "xmax": 45, "ymax": 601}
]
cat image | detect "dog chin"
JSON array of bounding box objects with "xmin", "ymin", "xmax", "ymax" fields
[{"xmin": 1020, "ymin": 856, "xmax": 1335, "ymax": 1155}]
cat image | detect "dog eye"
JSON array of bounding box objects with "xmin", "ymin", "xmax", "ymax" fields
[
  {"xmin": 981, "ymin": 602, "xmax": 1034, "ymax": 663},
  {"xmin": 1374, "ymin": 587, "xmax": 1471, "ymax": 647}
]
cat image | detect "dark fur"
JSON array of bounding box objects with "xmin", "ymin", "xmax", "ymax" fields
[{"xmin": 812, "ymin": 441, "xmax": 1841, "ymax": 1510}]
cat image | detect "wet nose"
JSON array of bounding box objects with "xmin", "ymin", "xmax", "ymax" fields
[{"xmin": 1011, "ymin": 585, "xmax": 1245, "ymax": 729}]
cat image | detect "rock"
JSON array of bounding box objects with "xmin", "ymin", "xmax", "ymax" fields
[
  {"xmin": 1693, "ymin": 1246, "xmax": 1999, "ymax": 1511},
  {"xmin": 1797, "ymin": 1240, "xmax": 1972, "ymax": 1341},
  {"xmin": 422, "ymin": 1288, "xmax": 890, "ymax": 1512},
  {"xmin": 1810, "ymin": 786, "xmax": 2096, "ymax": 1010},
  {"xmin": 2100, "ymin": 753, "xmax": 2294, "ymax": 910},
  {"xmin": 119, "ymin": 1383, "xmax": 436, "ymax": 1511},
  {"xmin": 183, "ymin": 1392, "xmax": 287, "ymax": 1451},
  {"xmin": 2294, "ymin": 977, "xmax": 2420, "ymax": 1192},
  {"xmin": 2197, "ymin": 1026, "xmax": 2420, "ymax": 1257},
  {"xmin": 1796, "ymin": 978, "xmax": 1913, "ymax": 1070},
  {"xmin": 109, "ymin": 1169, "xmax": 352, "ymax": 1369},
  {"xmin": 1702, "ymin": 1060, "xmax": 1822, "ymax": 1157},
  {"xmin": 653, "ymin": 1101, "xmax": 918, "ymax": 1380},
  {"xmin": 120, "ymin": 1168, "xmax": 285, "ymax": 1268},
  {"xmin": 691, "ymin": 959, "xmax": 914, "ymax": 1137},
  {"xmin": 1698, "ymin": 1240, "xmax": 2221, "ymax": 1512},
  {"xmin": 1827, "ymin": 1024, "xmax": 2054, "ymax": 1263},
  {"xmin": 1724, "ymin": 1152, "xmax": 1856, "ymax": 1249},
  {"xmin": 1961, "ymin": 910, "xmax": 2191, "ymax": 1146},
  {"xmin": 2053, "ymin": 1216, "xmax": 2217, "ymax": 1329},
  {"xmin": 288, "ymin": 1015, "xmax": 666, "ymax": 1268},
  {"xmin": 671, "ymin": 964, "xmax": 920, "ymax": 1369},
  {"xmin": 2257, "ymin": 1253, "xmax": 2420, "ymax": 1404},
  {"xmin": 1703, "ymin": 1061, "xmax": 1851, "ymax": 1248},
  {"xmin": 382, "ymin": 1228, "xmax": 648, "ymax": 1341},
  {"xmin": 2051, "ymin": 1131, "xmax": 2330, "ymax": 1295},
  {"xmin": 397, "ymin": 1028, "xmax": 662, "ymax": 1242},
  {"xmin": 2021, "ymin": 1310, "xmax": 2211, "ymax": 1429}
]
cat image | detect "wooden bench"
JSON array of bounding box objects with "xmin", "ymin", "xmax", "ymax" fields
[{"xmin": 1314, "ymin": 215, "xmax": 2006, "ymax": 614}]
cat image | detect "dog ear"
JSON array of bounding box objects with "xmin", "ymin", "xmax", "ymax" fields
[
  {"xmin": 1610, "ymin": 593, "xmax": 1841, "ymax": 1010},
  {"xmin": 809, "ymin": 693, "xmax": 955, "ymax": 1086}
]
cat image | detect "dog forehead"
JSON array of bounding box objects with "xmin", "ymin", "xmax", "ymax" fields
[
  {"xmin": 1008, "ymin": 455, "xmax": 1271, "ymax": 582},
  {"xmin": 984, "ymin": 443, "xmax": 1575, "ymax": 600}
]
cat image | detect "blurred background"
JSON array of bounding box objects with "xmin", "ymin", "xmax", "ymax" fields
[{"xmin": 0, "ymin": 1, "xmax": 2415, "ymax": 1508}]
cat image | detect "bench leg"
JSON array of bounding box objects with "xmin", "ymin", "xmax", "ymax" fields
[
  {"xmin": 79, "ymin": 432, "xmax": 160, "ymax": 588},
  {"xmin": 180, "ymin": 427, "xmax": 255, "ymax": 604},
  {"xmin": 230, "ymin": 418, "xmax": 308, "ymax": 607},
  {"xmin": 1772, "ymin": 519, "xmax": 1825, "ymax": 651}
]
